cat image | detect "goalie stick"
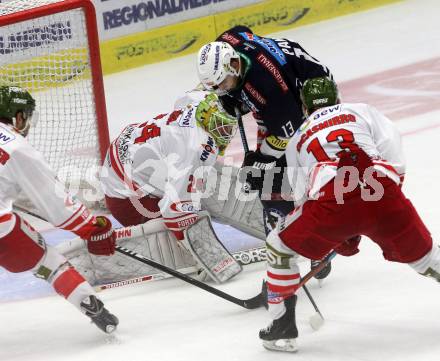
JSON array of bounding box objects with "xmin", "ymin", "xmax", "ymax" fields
[
  {"xmin": 96, "ymin": 246, "xmax": 266, "ymax": 291},
  {"xmin": 14, "ymin": 206, "xmax": 266, "ymax": 309},
  {"xmin": 115, "ymin": 246, "xmax": 263, "ymax": 309}
]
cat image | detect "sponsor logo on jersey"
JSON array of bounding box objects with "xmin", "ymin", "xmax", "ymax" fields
[
  {"xmin": 220, "ymin": 32, "xmax": 241, "ymax": 46},
  {"xmin": 312, "ymin": 104, "xmax": 341, "ymax": 120},
  {"xmin": 200, "ymin": 136, "xmax": 216, "ymax": 161},
  {"xmin": 240, "ymin": 90, "xmax": 259, "ymax": 113},
  {"xmin": 170, "ymin": 201, "xmax": 200, "ymax": 213},
  {"xmin": 0, "ymin": 127, "xmax": 15, "ymax": 145},
  {"xmin": 266, "ymin": 135, "xmax": 289, "ymax": 151},
  {"xmin": 296, "ymin": 112, "xmax": 357, "ymax": 152},
  {"xmin": 117, "ymin": 124, "xmax": 136, "ymax": 164},
  {"xmin": 239, "ymin": 32, "xmax": 287, "ymax": 65},
  {"xmin": 256, "ymin": 53, "xmax": 289, "ymax": 93},
  {"xmin": 244, "ymin": 82, "xmax": 266, "ymax": 105},
  {"xmin": 0, "ymin": 21, "xmax": 72, "ymax": 55},
  {"xmin": 199, "ymin": 44, "xmax": 211, "ymax": 65},
  {"xmin": 243, "ymin": 41, "xmax": 256, "ymax": 50},
  {"xmin": 178, "ymin": 106, "xmax": 194, "ymax": 127}
]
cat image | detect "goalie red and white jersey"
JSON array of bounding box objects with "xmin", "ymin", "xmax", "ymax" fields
[
  {"xmin": 100, "ymin": 103, "xmax": 219, "ymax": 220},
  {"xmin": 286, "ymin": 103, "xmax": 406, "ymax": 200},
  {"xmin": 0, "ymin": 123, "xmax": 93, "ymax": 237}
]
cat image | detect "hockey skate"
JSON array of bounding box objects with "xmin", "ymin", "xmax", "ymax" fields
[
  {"xmin": 80, "ymin": 295, "xmax": 119, "ymax": 334},
  {"xmin": 259, "ymin": 295, "xmax": 298, "ymax": 352}
]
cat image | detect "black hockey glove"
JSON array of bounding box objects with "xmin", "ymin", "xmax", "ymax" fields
[
  {"xmin": 219, "ymin": 95, "xmax": 249, "ymax": 117},
  {"xmin": 241, "ymin": 150, "xmax": 277, "ymax": 192}
]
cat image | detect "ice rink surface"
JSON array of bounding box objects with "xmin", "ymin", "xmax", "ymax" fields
[{"xmin": 2, "ymin": 0, "xmax": 440, "ymax": 360}]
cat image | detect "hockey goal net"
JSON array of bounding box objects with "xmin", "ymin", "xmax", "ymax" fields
[{"xmin": 0, "ymin": 0, "xmax": 109, "ymax": 211}]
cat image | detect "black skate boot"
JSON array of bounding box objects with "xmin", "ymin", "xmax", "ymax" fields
[
  {"xmin": 80, "ymin": 295, "xmax": 119, "ymax": 334},
  {"xmin": 259, "ymin": 295, "xmax": 298, "ymax": 352},
  {"xmin": 311, "ymin": 259, "xmax": 332, "ymax": 283}
]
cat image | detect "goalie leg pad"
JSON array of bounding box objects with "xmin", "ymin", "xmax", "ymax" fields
[
  {"xmin": 201, "ymin": 163, "xmax": 266, "ymax": 240},
  {"xmin": 184, "ymin": 214, "xmax": 242, "ymax": 284},
  {"xmin": 61, "ymin": 219, "xmax": 197, "ymax": 286}
]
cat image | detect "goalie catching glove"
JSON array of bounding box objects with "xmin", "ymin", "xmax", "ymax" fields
[{"xmin": 75, "ymin": 216, "xmax": 116, "ymax": 256}]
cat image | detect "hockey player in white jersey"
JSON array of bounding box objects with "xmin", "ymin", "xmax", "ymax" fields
[
  {"xmin": 100, "ymin": 92, "xmax": 244, "ymax": 283},
  {"xmin": 0, "ymin": 86, "xmax": 118, "ymax": 333},
  {"xmin": 259, "ymin": 77, "xmax": 438, "ymax": 352}
]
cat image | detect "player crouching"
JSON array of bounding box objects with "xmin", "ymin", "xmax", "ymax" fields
[
  {"xmin": 100, "ymin": 92, "xmax": 242, "ymax": 283},
  {"xmin": 0, "ymin": 86, "xmax": 118, "ymax": 333},
  {"xmin": 259, "ymin": 77, "xmax": 439, "ymax": 352}
]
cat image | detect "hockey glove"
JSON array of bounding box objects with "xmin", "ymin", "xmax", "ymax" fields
[
  {"xmin": 334, "ymin": 235, "xmax": 361, "ymax": 257},
  {"xmin": 241, "ymin": 150, "xmax": 277, "ymax": 192},
  {"xmin": 79, "ymin": 216, "xmax": 116, "ymax": 256}
]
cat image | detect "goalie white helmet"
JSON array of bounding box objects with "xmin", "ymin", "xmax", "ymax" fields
[{"xmin": 197, "ymin": 42, "xmax": 240, "ymax": 95}]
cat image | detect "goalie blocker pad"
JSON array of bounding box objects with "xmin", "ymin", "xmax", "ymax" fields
[{"xmin": 184, "ymin": 214, "xmax": 242, "ymax": 284}]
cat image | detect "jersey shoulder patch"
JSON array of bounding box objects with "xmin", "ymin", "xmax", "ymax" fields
[
  {"xmin": 178, "ymin": 105, "xmax": 196, "ymax": 128},
  {"xmin": 0, "ymin": 126, "xmax": 16, "ymax": 146}
]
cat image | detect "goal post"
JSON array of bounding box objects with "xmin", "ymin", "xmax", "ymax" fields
[{"xmin": 0, "ymin": 0, "xmax": 110, "ymax": 209}]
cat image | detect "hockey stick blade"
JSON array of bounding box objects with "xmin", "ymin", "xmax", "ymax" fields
[{"xmin": 116, "ymin": 246, "xmax": 263, "ymax": 310}]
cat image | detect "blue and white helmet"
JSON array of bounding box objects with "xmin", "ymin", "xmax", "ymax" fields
[{"xmin": 196, "ymin": 42, "xmax": 240, "ymax": 95}]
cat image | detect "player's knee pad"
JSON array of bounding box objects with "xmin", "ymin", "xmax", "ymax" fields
[
  {"xmin": 266, "ymin": 230, "xmax": 298, "ymax": 266},
  {"xmin": 0, "ymin": 213, "xmax": 45, "ymax": 273},
  {"xmin": 32, "ymin": 245, "xmax": 70, "ymax": 282},
  {"xmin": 409, "ymin": 244, "xmax": 440, "ymax": 281}
]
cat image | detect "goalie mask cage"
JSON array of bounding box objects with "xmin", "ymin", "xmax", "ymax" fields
[{"xmin": 0, "ymin": 0, "xmax": 110, "ymax": 211}]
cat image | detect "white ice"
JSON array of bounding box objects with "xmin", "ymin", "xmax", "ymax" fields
[{"xmin": 2, "ymin": 0, "xmax": 440, "ymax": 360}]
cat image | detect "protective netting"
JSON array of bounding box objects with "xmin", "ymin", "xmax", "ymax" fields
[{"xmin": 0, "ymin": 0, "xmax": 104, "ymax": 211}]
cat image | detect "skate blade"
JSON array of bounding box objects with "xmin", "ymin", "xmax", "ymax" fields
[{"xmin": 262, "ymin": 339, "xmax": 298, "ymax": 352}]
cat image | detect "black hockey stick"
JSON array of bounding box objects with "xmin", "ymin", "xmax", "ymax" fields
[
  {"xmin": 14, "ymin": 205, "xmax": 264, "ymax": 309},
  {"xmin": 235, "ymin": 107, "xmax": 250, "ymax": 153},
  {"xmin": 116, "ymin": 246, "xmax": 263, "ymax": 309},
  {"xmin": 234, "ymin": 109, "xmax": 292, "ymax": 201}
]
